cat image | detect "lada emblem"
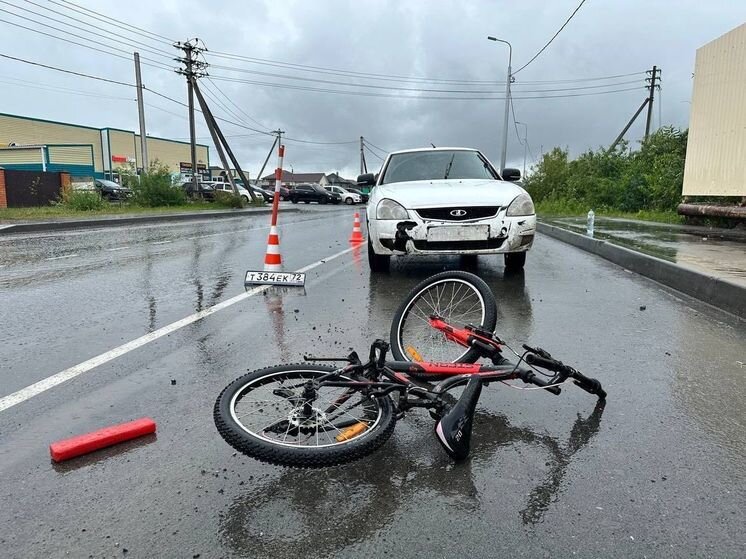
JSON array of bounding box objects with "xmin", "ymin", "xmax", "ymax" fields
[{"xmin": 450, "ymin": 209, "xmax": 467, "ymax": 217}]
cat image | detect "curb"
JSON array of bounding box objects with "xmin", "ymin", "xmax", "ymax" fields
[
  {"xmin": 0, "ymin": 207, "xmax": 300, "ymax": 234},
  {"xmin": 537, "ymin": 222, "xmax": 746, "ymax": 320}
]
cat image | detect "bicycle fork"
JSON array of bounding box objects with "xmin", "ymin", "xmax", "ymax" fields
[{"xmin": 434, "ymin": 376, "xmax": 484, "ymax": 461}]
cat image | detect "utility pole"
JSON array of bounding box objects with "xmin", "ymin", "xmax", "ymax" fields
[
  {"xmin": 360, "ymin": 136, "xmax": 367, "ymax": 175},
  {"xmin": 607, "ymin": 65, "xmax": 661, "ymax": 152},
  {"xmin": 254, "ymin": 135, "xmax": 279, "ymax": 188},
  {"xmin": 644, "ymin": 66, "xmax": 661, "ymax": 139},
  {"xmin": 488, "ymin": 36, "xmax": 512, "ymax": 171},
  {"xmin": 133, "ymin": 52, "xmax": 148, "ymax": 172},
  {"xmin": 175, "ymin": 39, "xmax": 208, "ymax": 189}
]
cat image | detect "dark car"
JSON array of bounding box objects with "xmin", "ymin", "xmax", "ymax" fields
[
  {"xmin": 289, "ymin": 183, "xmax": 341, "ymax": 205},
  {"xmin": 182, "ymin": 181, "xmax": 216, "ymax": 201},
  {"xmin": 94, "ymin": 179, "xmax": 132, "ymax": 201},
  {"xmin": 249, "ymin": 185, "xmax": 274, "ymax": 203},
  {"xmin": 278, "ymin": 185, "xmax": 291, "ymax": 200},
  {"xmin": 345, "ymin": 186, "xmax": 369, "ymax": 203}
]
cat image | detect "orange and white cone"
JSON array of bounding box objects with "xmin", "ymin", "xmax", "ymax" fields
[
  {"xmin": 264, "ymin": 225, "xmax": 283, "ymax": 271},
  {"xmin": 349, "ymin": 212, "xmax": 364, "ymax": 244}
]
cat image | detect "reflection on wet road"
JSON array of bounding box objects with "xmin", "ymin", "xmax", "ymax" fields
[
  {"xmin": 548, "ymin": 216, "xmax": 746, "ymax": 287},
  {"xmin": 0, "ymin": 207, "xmax": 744, "ymax": 558}
]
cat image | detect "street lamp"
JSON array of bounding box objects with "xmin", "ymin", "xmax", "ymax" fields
[
  {"xmin": 487, "ymin": 35, "xmax": 512, "ymax": 172},
  {"xmin": 515, "ymin": 120, "xmax": 528, "ymax": 178}
]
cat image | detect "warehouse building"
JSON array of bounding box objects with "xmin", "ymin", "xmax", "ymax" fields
[
  {"xmin": 0, "ymin": 113, "xmax": 210, "ymax": 180},
  {"xmin": 683, "ymin": 22, "xmax": 746, "ymax": 199}
]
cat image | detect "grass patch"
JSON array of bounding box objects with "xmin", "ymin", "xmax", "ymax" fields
[
  {"xmin": 535, "ymin": 199, "xmax": 684, "ymax": 224},
  {"xmin": 0, "ymin": 202, "xmax": 231, "ymax": 221}
]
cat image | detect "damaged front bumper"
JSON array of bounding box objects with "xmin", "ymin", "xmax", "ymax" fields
[{"xmin": 369, "ymin": 210, "xmax": 536, "ymax": 255}]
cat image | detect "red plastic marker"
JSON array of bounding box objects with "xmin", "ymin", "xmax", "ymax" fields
[{"xmin": 49, "ymin": 417, "xmax": 156, "ymax": 462}]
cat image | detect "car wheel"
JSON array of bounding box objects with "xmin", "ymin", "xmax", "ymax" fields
[
  {"xmin": 345, "ymin": 197, "xmax": 354, "ymax": 205},
  {"xmin": 504, "ymin": 252, "xmax": 526, "ymax": 271},
  {"xmin": 333, "ymin": 199, "xmax": 341, "ymax": 205},
  {"xmin": 367, "ymin": 237, "xmax": 390, "ymax": 272},
  {"xmin": 241, "ymin": 195, "xmax": 249, "ymax": 203},
  {"xmin": 290, "ymin": 197, "xmax": 298, "ymax": 204},
  {"xmin": 320, "ymin": 197, "xmax": 328, "ymax": 205}
]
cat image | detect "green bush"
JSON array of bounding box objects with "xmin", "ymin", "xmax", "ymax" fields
[
  {"xmin": 524, "ymin": 127, "xmax": 688, "ymax": 213},
  {"xmin": 214, "ymin": 191, "xmax": 246, "ymax": 208},
  {"xmin": 62, "ymin": 189, "xmax": 106, "ymax": 211},
  {"xmin": 126, "ymin": 161, "xmax": 186, "ymax": 207}
]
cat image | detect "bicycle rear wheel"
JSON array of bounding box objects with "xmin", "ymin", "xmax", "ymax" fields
[
  {"xmin": 390, "ymin": 271, "xmax": 497, "ymax": 364},
  {"xmin": 214, "ymin": 365, "xmax": 396, "ymax": 468}
]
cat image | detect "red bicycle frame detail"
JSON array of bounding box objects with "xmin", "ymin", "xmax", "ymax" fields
[{"xmin": 427, "ymin": 317, "xmax": 503, "ymax": 352}]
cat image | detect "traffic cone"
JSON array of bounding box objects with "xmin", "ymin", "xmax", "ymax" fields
[
  {"xmin": 349, "ymin": 212, "xmax": 364, "ymax": 244},
  {"xmin": 264, "ymin": 225, "xmax": 283, "ymax": 271}
]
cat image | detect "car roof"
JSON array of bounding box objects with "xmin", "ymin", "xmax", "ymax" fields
[{"xmin": 386, "ymin": 147, "xmax": 480, "ymax": 156}]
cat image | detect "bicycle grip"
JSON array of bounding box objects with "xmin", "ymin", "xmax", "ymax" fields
[
  {"xmin": 572, "ymin": 374, "xmax": 607, "ymax": 400},
  {"xmin": 521, "ymin": 370, "xmax": 561, "ymax": 395},
  {"xmin": 525, "ymin": 353, "xmax": 562, "ymax": 372}
]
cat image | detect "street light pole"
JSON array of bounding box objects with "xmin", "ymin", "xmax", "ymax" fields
[
  {"xmin": 516, "ymin": 121, "xmax": 528, "ymax": 178},
  {"xmin": 488, "ymin": 36, "xmax": 512, "ymax": 171}
]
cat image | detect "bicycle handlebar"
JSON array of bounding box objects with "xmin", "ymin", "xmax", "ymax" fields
[
  {"xmin": 525, "ymin": 352, "xmax": 606, "ymax": 400},
  {"xmin": 518, "ymin": 369, "xmax": 562, "ymax": 395}
]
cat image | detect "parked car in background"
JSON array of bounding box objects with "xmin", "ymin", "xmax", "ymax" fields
[
  {"xmin": 289, "ymin": 183, "xmax": 341, "ymax": 204},
  {"xmin": 212, "ymin": 182, "xmax": 258, "ymax": 203},
  {"xmin": 94, "ymin": 179, "xmax": 132, "ymax": 201},
  {"xmin": 324, "ymin": 185, "xmax": 361, "ymax": 205},
  {"xmin": 361, "ymin": 147, "xmax": 535, "ymax": 272},
  {"xmin": 345, "ymin": 186, "xmax": 369, "ymax": 203},
  {"xmin": 181, "ymin": 181, "xmax": 216, "ymax": 201}
]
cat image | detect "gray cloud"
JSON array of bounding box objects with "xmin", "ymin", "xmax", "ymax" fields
[{"xmin": 1, "ymin": 0, "xmax": 744, "ymax": 179}]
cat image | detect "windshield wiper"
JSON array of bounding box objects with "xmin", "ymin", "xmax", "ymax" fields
[{"xmin": 443, "ymin": 154, "xmax": 456, "ymax": 179}]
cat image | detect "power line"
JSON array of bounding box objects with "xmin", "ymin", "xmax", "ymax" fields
[
  {"xmin": 515, "ymin": 71, "xmax": 646, "ymax": 84},
  {"xmin": 364, "ymin": 145, "xmax": 384, "ymax": 162},
  {"xmin": 0, "ymin": 76, "xmax": 135, "ymax": 100},
  {"xmin": 509, "ymin": 96, "xmax": 525, "ymax": 146},
  {"xmin": 0, "ymin": 52, "xmax": 135, "ymax": 86},
  {"xmin": 513, "ymin": 0, "xmax": 589, "ymax": 76},
  {"xmin": 363, "ymin": 140, "xmax": 388, "ymax": 157},
  {"xmin": 208, "ymin": 75, "xmax": 643, "ymax": 100},
  {"xmin": 53, "ymin": 0, "xmax": 175, "ymax": 44},
  {"xmin": 0, "ymin": 12, "xmax": 172, "ymax": 70},
  {"xmin": 2, "ymin": 0, "xmax": 174, "ymax": 61},
  {"xmin": 208, "ymin": 61, "xmax": 641, "ymax": 94}
]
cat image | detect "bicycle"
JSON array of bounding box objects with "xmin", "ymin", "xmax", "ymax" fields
[{"xmin": 214, "ymin": 271, "xmax": 607, "ymax": 468}]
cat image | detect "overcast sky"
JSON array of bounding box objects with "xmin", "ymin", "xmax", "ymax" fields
[{"xmin": 1, "ymin": 0, "xmax": 744, "ymax": 178}]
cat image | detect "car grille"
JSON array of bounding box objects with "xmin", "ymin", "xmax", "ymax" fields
[
  {"xmin": 412, "ymin": 237, "xmax": 507, "ymax": 251},
  {"xmin": 416, "ymin": 206, "xmax": 500, "ymax": 221}
]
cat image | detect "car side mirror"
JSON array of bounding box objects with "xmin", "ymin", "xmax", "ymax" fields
[
  {"xmin": 501, "ymin": 168, "xmax": 521, "ymax": 182},
  {"xmin": 357, "ymin": 173, "xmax": 375, "ymax": 186}
]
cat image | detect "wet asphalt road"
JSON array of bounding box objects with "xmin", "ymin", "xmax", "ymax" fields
[{"xmin": 1, "ymin": 205, "xmax": 745, "ymax": 558}]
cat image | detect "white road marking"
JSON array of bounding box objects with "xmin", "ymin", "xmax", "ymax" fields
[
  {"xmin": 0, "ymin": 245, "xmax": 356, "ymax": 413},
  {"xmin": 106, "ymin": 246, "xmax": 130, "ymax": 251},
  {"xmin": 152, "ymin": 240, "xmax": 173, "ymax": 245},
  {"xmin": 45, "ymin": 254, "xmax": 79, "ymax": 260}
]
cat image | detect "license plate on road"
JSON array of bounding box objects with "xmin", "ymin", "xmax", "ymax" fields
[
  {"xmin": 426, "ymin": 225, "xmax": 489, "ymax": 242},
  {"xmin": 244, "ymin": 271, "xmax": 306, "ymax": 286}
]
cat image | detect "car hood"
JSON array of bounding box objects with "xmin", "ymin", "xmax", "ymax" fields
[{"xmin": 374, "ymin": 179, "xmax": 527, "ymax": 208}]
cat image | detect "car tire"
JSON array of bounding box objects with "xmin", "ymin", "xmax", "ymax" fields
[
  {"xmin": 241, "ymin": 195, "xmax": 249, "ymax": 203},
  {"xmin": 345, "ymin": 197, "xmax": 354, "ymax": 205},
  {"xmin": 304, "ymin": 200, "xmax": 310, "ymax": 204},
  {"xmin": 333, "ymin": 199, "xmax": 341, "ymax": 205},
  {"xmin": 504, "ymin": 252, "xmax": 526, "ymax": 271},
  {"xmin": 290, "ymin": 197, "xmax": 298, "ymax": 204},
  {"xmin": 367, "ymin": 237, "xmax": 390, "ymax": 273},
  {"xmin": 320, "ymin": 198, "xmax": 328, "ymax": 205}
]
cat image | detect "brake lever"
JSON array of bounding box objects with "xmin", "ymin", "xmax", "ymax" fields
[{"xmin": 522, "ymin": 344, "xmax": 552, "ymax": 359}]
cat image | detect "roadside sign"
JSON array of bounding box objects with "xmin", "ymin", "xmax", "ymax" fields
[{"xmin": 245, "ymin": 270, "xmax": 306, "ymax": 287}]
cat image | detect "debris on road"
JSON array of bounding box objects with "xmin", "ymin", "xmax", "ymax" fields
[{"xmin": 49, "ymin": 417, "xmax": 156, "ymax": 462}]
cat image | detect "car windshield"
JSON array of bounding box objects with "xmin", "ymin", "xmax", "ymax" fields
[{"xmin": 380, "ymin": 150, "xmax": 498, "ymax": 185}]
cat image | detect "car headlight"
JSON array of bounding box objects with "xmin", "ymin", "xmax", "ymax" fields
[
  {"xmin": 376, "ymin": 198, "xmax": 409, "ymax": 220},
  {"xmin": 506, "ymin": 193, "xmax": 535, "ymax": 216}
]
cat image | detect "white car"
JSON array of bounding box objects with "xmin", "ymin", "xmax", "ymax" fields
[
  {"xmin": 324, "ymin": 185, "xmax": 361, "ymax": 205},
  {"xmin": 212, "ymin": 181, "xmax": 255, "ymax": 203},
  {"xmin": 361, "ymin": 147, "xmax": 536, "ymax": 272}
]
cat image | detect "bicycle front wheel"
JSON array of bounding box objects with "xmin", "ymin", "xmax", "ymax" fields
[
  {"xmin": 390, "ymin": 271, "xmax": 497, "ymax": 364},
  {"xmin": 214, "ymin": 365, "xmax": 396, "ymax": 468}
]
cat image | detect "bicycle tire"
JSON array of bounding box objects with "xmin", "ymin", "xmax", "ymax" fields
[
  {"xmin": 214, "ymin": 364, "xmax": 397, "ymax": 468},
  {"xmin": 390, "ymin": 271, "xmax": 497, "ymax": 365}
]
